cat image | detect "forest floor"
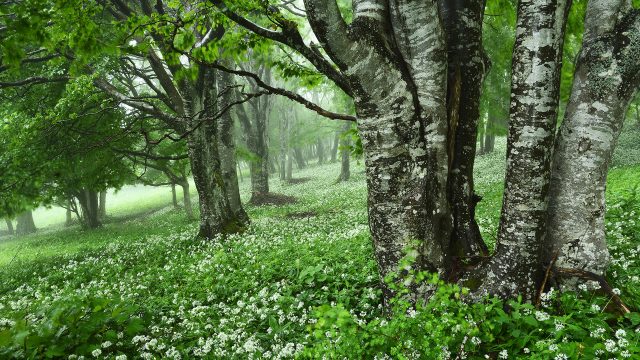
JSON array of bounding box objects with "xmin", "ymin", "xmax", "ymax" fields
[{"xmin": 1, "ymin": 138, "xmax": 640, "ymax": 358}]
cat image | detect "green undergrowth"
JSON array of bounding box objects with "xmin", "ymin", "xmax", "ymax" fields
[{"xmin": 0, "ymin": 153, "xmax": 639, "ymax": 359}]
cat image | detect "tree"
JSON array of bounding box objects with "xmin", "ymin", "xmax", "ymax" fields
[{"xmin": 215, "ymin": 0, "xmax": 640, "ymax": 304}]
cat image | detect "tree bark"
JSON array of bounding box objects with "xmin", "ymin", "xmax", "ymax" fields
[
  {"xmin": 547, "ymin": 3, "xmax": 640, "ymax": 277},
  {"xmin": 16, "ymin": 211, "xmax": 36, "ymax": 235},
  {"xmin": 440, "ymin": 0, "xmax": 489, "ymax": 260},
  {"xmin": 235, "ymin": 65, "xmax": 271, "ymax": 201},
  {"xmin": 477, "ymin": 0, "xmax": 570, "ymax": 300},
  {"xmin": 302, "ymin": 0, "xmax": 452, "ymax": 304},
  {"xmin": 188, "ymin": 68, "xmax": 243, "ymax": 238},
  {"xmin": 218, "ymin": 69, "xmax": 249, "ymax": 223},
  {"xmin": 336, "ymin": 122, "xmax": 351, "ymax": 182}
]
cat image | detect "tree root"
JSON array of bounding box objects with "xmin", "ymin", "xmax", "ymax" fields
[
  {"xmin": 552, "ymin": 267, "xmax": 631, "ymax": 314},
  {"xmin": 535, "ymin": 252, "xmax": 558, "ymax": 308}
]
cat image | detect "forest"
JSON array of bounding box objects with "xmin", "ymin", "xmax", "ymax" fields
[{"xmin": 1, "ymin": 0, "xmax": 640, "ymax": 358}]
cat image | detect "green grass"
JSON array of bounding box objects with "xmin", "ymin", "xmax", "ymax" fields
[
  {"xmin": 0, "ymin": 144, "xmax": 639, "ymax": 359},
  {"xmin": 0, "ymin": 182, "xmax": 193, "ymax": 232}
]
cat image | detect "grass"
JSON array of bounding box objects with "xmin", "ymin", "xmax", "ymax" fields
[{"xmin": 0, "ymin": 141, "xmax": 639, "ymax": 359}]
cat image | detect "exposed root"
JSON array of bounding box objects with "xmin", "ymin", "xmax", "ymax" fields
[
  {"xmin": 553, "ymin": 267, "xmax": 631, "ymax": 314},
  {"xmin": 535, "ymin": 252, "xmax": 558, "ymax": 308}
]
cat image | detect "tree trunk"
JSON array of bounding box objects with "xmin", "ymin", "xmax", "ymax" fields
[
  {"xmin": 317, "ymin": 137, "xmax": 325, "ymax": 164},
  {"xmin": 293, "ymin": 146, "xmax": 306, "ymax": 169},
  {"xmin": 76, "ymin": 189, "xmax": 101, "ymax": 229},
  {"xmin": 476, "ymin": 0, "xmax": 570, "ymax": 300},
  {"xmin": 330, "ymin": 130, "xmax": 339, "ymax": 162},
  {"xmin": 336, "ymin": 122, "xmax": 351, "ymax": 182},
  {"xmin": 303, "ymin": 0, "xmax": 453, "ymax": 304},
  {"xmin": 546, "ymin": 2, "xmax": 640, "ymax": 277},
  {"xmin": 65, "ymin": 202, "xmax": 73, "ymax": 227},
  {"xmin": 16, "ymin": 211, "xmax": 36, "ymax": 235},
  {"xmin": 171, "ymin": 183, "xmax": 179, "ymax": 209},
  {"xmin": 279, "ymin": 116, "xmax": 288, "ymax": 180},
  {"xmin": 98, "ymin": 190, "xmax": 107, "ymax": 219},
  {"xmin": 5, "ymin": 219, "xmax": 14, "ymax": 236},
  {"xmin": 218, "ymin": 69, "xmax": 249, "ymax": 224},
  {"xmin": 440, "ymin": 1, "xmax": 489, "ymax": 260},
  {"xmin": 180, "ymin": 180, "xmax": 194, "ymax": 220},
  {"xmin": 286, "ymin": 146, "xmax": 293, "ymax": 181},
  {"xmin": 188, "ymin": 68, "xmax": 243, "ymax": 238},
  {"xmin": 248, "ymin": 133, "xmax": 270, "ymax": 197},
  {"xmin": 236, "ymin": 73, "xmax": 271, "ymax": 200},
  {"xmin": 483, "ymin": 132, "xmax": 495, "ymax": 154}
]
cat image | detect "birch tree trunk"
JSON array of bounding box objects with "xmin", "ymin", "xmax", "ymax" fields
[
  {"xmin": 477, "ymin": 0, "xmax": 570, "ymax": 299},
  {"xmin": 547, "ymin": 2, "xmax": 640, "ymax": 277}
]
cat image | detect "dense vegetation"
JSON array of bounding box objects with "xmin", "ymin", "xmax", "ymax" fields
[{"xmin": 1, "ymin": 140, "xmax": 640, "ymax": 359}]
